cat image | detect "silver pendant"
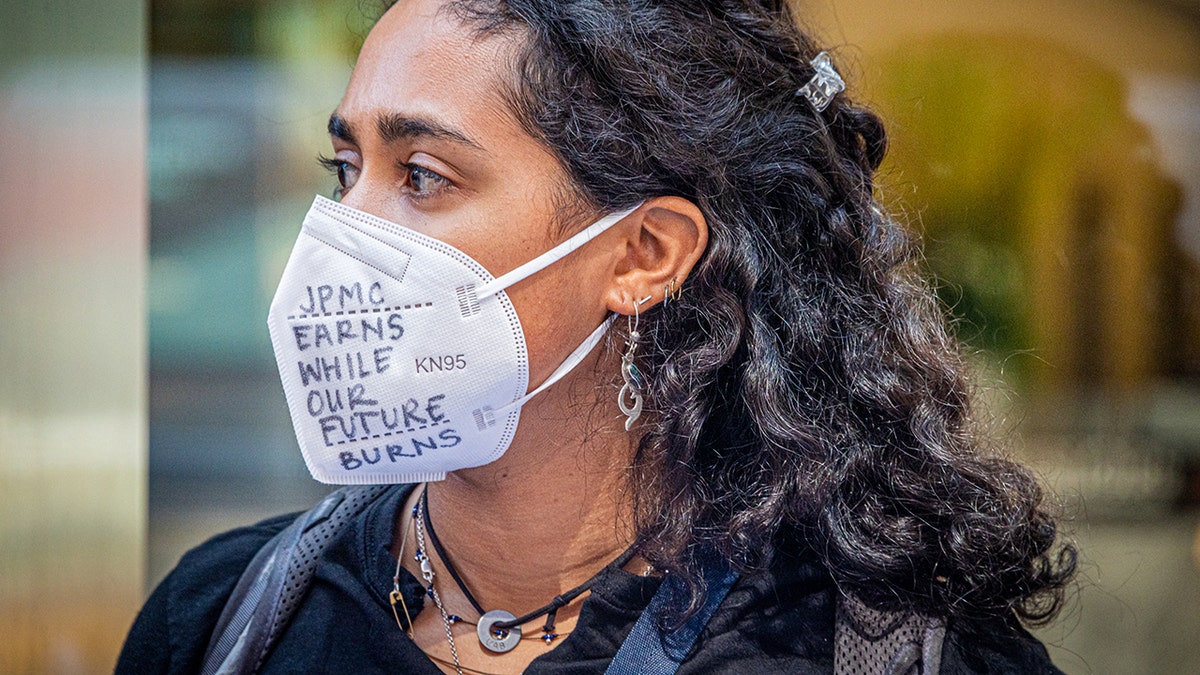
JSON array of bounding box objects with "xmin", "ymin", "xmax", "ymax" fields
[
  {"xmin": 618, "ymin": 354, "xmax": 644, "ymax": 431},
  {"xmin": 477, "ymin": 609, "xmax": 521, "ymax": 653}
]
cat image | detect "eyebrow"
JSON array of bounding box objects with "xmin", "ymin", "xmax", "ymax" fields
[
  {"xmin": 327, "ymin": 112, "xmax": 484, "ymax": 153},
  {"xmin": 328, "ymin": 114, "xmax": 356, "ymax": 143}
]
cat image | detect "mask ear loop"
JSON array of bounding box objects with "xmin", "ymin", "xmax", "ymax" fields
[{"xmin": 618, "ymin": 295, "xmax": 652, "ymax": 431}]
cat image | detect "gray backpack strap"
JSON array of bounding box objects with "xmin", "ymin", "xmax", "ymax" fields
[
  {"xmin": 834, "ymin": 593, "xmax": 946, "ymax": 675},
  {"xmin": 199, "ymin": 485, "xmax": 393, "ymax": 675}
]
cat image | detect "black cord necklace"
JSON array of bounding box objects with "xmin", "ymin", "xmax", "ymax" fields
[{"xmin": 417, "ymin": 487, "xmax": 638, "ymax": 652}]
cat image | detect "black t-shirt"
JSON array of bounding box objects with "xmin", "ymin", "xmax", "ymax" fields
[{"xmin": 117, "ymin": 485, "xmax": 1061, "ymax": 674}]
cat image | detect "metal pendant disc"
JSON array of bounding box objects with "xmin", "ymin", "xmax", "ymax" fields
[{"xmin": 477, "ymin": 609, "xmax": 521, "ymax": 653}]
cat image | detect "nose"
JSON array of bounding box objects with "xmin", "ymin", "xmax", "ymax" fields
[
  {"xmin": 336, "ymin": 178, "xmax": 390, "ymax": 220},
  {"xmin": 333, "ymin": 173, "xmax": 442, "ymax": 241}
]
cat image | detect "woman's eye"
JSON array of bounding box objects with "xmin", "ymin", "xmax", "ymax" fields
[
  {"xmin": 317, "ymin": 155, "xmax": 360, "ymax": 200},
  {"xmin": 405, "ymin": 164, "xmax": 451, "ymax": 197}
]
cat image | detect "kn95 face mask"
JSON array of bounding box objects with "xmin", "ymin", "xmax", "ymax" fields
[{"xmin": 267, "ymin": 196, "xmax": 637, "ymax": 484}]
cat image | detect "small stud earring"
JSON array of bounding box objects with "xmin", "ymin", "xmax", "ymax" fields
[{"xmin": 618, "ymin": 295, "xmax": 652, "ymax": 431}]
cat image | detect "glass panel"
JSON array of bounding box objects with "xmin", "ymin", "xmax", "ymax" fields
[{"xmin": 147, "ymin": 0, "xmax": 373, "ymax": 587}]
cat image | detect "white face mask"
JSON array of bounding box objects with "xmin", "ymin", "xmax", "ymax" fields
[{"xmin": 268, "ymin": 196, "xmax": 637, "ymax": 484}]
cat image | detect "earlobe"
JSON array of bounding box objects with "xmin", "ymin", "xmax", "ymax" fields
[{"xmin": 604, "ymin": 196, "xmax": 708, "ymax": 315}]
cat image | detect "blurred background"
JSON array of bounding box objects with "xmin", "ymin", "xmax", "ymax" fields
[{"xmin": 1, "ymin": 0, "xmax": 1197, "ymax": 672}]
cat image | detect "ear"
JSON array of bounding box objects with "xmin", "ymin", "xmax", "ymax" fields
[{"xmin": 603, "ymin": 196, "xmax": 708, "ymax": 315}]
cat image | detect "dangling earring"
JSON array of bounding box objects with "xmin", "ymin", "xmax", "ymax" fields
[{"xmin": 619, "ymin": 295, "xmax": 651, "ymax": 431}]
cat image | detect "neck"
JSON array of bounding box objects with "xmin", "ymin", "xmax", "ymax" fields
[{"xmin": 401, "ymin": 349, "xmax": 638, "ymax": 617}]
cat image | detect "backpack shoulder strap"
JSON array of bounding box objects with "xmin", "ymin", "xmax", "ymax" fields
[
  {"xmin": 199, "ymin": 484, "xmax": 394, "ymax": 675},
  {"xmin": 605, "ymin": 557, "xmax": 739, "ymax": 675},
  {"xmin": 834, "ymin": 592, "xmax": 946, "ymax": 675}
]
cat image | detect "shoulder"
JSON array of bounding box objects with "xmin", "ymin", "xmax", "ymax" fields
[
  {"xmin": 681, "ymin": 546, "xmax": 1063, "ymax": 675},
  {"xmin": 941, "ymin": 615, "xmax": 1063, "ymax": 674},
  {"xmin": 116, "ymin": 511, "xmax": 299, "ymax": 674},
  {"xmin": 679, "ymin": 549, "xmax": 839, "ymax": 673}
]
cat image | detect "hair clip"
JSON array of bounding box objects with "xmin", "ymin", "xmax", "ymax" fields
[{"xmin": 796, "ymin": 52, "xmax": 844, "ymax": 112}]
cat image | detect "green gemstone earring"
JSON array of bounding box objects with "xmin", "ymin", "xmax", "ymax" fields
[{"xmin": 618, "ymin": 295, "xmax": 651, "ymax": 431}]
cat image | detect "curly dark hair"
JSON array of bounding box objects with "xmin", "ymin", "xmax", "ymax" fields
[{"xmin": 383, "ymin": 0, "xmax": 1077, "ymax": 625}]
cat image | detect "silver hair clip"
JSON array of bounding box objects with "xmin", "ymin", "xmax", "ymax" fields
[{"xmin": 797, "ymin": 52, "xmax": 844, "ymax": 112}]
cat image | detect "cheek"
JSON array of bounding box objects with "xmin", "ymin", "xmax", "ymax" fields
[{"xmin": 506, "ymin": 252, "xmax": 612, "ymax": 387}]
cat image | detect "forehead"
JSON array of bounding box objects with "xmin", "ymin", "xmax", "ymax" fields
[{"xmin": 339, "ymin": 0, "xmax": 520, "ymax": 141}]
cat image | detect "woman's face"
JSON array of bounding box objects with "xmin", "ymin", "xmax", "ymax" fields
[{"xmin": 328, "ymin": 0, "xmax": 618, "ymax": 388}]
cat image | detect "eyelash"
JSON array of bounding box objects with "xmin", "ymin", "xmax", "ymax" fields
[
  {"xmin": 316, "ymin": 155, "xmax": 352, "ymax": 200},
  {"xmin": 402, "ymin": 163, "xmax": 452, "ymax": 196}
]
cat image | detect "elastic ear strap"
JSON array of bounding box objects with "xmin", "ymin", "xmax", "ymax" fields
[
  {"xmin": 497, "ymin": 314, "xmax": 616, "ymax": 413},
  {"xmin": 475, "ymin": 204, "xmax": 641, "ymax": 300}
]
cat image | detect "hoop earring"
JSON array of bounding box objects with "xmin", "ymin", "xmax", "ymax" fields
[
  {"xmin": 618, "ymin": 295, "xmax": 651, "ymax": 431},
  {"xmin": 664, "ymin": 277, "xmax": 682, "ymax": 304}
]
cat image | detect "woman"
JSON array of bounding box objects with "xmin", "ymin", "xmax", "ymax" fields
[{"xmin": 119, "ymin": 0, "xmax": 1075, "ymax": 673}]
